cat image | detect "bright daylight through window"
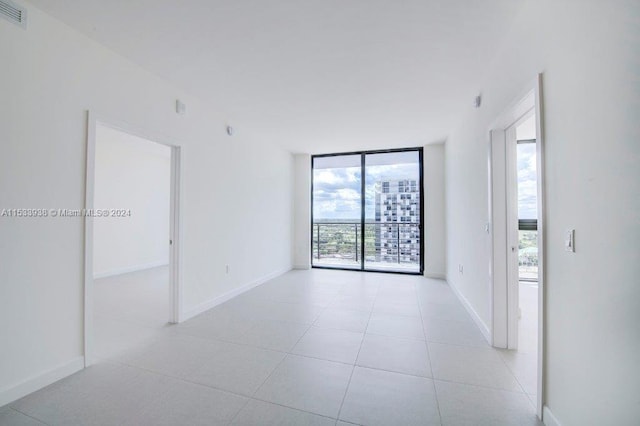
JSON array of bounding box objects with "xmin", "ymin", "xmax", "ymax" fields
[{"xmin": 312, "ymin": 149, "xmax": 422, "ymax": 273}]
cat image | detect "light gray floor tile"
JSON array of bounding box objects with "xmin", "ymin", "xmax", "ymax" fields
[
  {"xmin": 125, "ymin": 379, "xmax": 247, "ymax": 426},
  {"xmin": 339, "ymin": 367, "xmax": 440, "ymax": 426},
  {"xmin": 231, "ymin": 399, "xmax": 335, "ymax": 426},
  {"xmin": 423, "ymin": 317, "xmax": 489, "ymax": 347},
  {"xmin": 429, "ymin": 343, "xmax": 522, "ymax": 392},
  {"xmin": 93, "ymin": 266, "xmax": 169, "ymax": 328},
  {"xmin": 9, "ymin": 269, "xmax": 539, "ymax": 425},
  {"xmin": 435, "ymin": 380, "xmax": 542, "ymax": 426},
  {"xmin": 330, "ymin": 295, "xmax": 376, "ymax": 312},
  {"xmin": 234, "ymin": 320, "xmax": 310, "ymax": 352},
  {"xmin": 366, "ymin": 313, "xmax": 425, "ymax": 340},
  {"xmin": 356, "ymin": 333, "xmax": 431, "ymax": 377},
  {"xmin": 372, "ymin": 300, "xmax": 421, "ymax": 318},
  {"xmin": 52, "ymin": 362, "xmax": 143, "ymax": 393},
  {"xmin": 498, "ymin": 349, "xmax": 538, "ymax": 396},
  {"xmin": 93, "ymin": 315, "xmax": 164, "ymax": 361},
  {"xmin": 257, "ymin": 288, "xmax": 339, "ymax": 307},
  {"xmin": 0, "ymin": 407, "xmax": 46, "ymax": 425},
  {"xmin": 292, "ymin": 327, "xmax": 363, "ymax": 364},
  {"xmin": 12, "ymin": 367, "xmax": 171, "ymax": 426},
  {"xmin": 416, "ymin": 280, "xmax": 459, "ymax": 306},
  {"xmin": 230, "ymin": 300, "xmax": 326, "ymax": 325},
  {"xmin": 184, "ymin": 340, "xmax": 285, "ymax": 396},
  {"xmin": 339, "ymin": 283, "xmax": 379, "ymax": 299},
  {"xmin": 173, "ymin": 310, "xmax": 257, "ymax": 343},
  {"xmin": 420, "ymin": 301, "xmax": 472, "ymax": 322},
  {"xmin": 121, "ymin": 333, "xmax": 215, "ymax": 378},
  {"xmin": 254, "ymin": 355, "xmax": 352, "ymax": 418},
  {"xmin": 313, "ymin": 308, "xmax": 371, "ymax": 333},
  {"xmin": 376, "ymin": 287, "xmax": 418, "ymax": 305}
]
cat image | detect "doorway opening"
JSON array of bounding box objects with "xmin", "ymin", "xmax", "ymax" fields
[
  {"xmin": 311, "ymin": 148, "xmax": 423, "ymax": 274},
  {"xmin": 84, "ymin": 116, "xmax": 181, "ymax": 365},
  {"xmin": 488, "ymin": 75, "xmax": 544, "ymax": 418},
  {"xmin": 514, "ymin": 114, "xmax": 538, "ymax": 356}
]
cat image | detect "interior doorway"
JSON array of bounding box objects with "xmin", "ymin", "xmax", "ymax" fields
[
  {"xmin": 488, "ymin": 75, "xmax": 544, "ymax": 418},
  {"xmin": 84, "ymin": 116, "xmax": 181, "ymax": 365},
  {"xmin": 514, "ymin": 114, "xmax": 538, "ymax": 354}
]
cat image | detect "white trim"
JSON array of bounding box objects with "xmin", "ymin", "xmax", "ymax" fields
[
  {"xmin": 489, "ymin": 88, "xmax": 536, "ymax": 131},
  {"xmin": 84, "ymin": 111, "xmax": 183, "ymax": 366},
  {"xmin": 448, "ymin": 280, "xmax": 491, "ymax": 342},
  {"xmin": 424, "ymin": 272, "xmax": 446, "ymax": 280},
  {"xmin": 489, "ymin": 128, "xmax": 508, "ymax": 349},
  {"xmin": 84, "ymin": 111, "xmax": 96, "ymax": 368},
  {"xmin": 93, "ymin": 260, "xmax": 169, "ymax": 279},
  {"xmin": 0, "ymin": 357, "xmax": 84, "ymax": 407},
  {"xmin": 505, "ymin": 123, "xmax": 520, "ymax": 350},
  {"xmin": 487, "ymin": 74, "xmax": 546, "ymax": 419},
  {"xmin": 534, "ymin": 74, "xmax": 546, "ymax": 420},
  {"xmin": 168, "ymin": 145, "xmax": 182, "ymax": 324},
  {"xmin": 542, "ymin": 406, "xmax": 562, "ymax": 426},
  {"xmin": 181, "ymin": 266, "xmax": 292, "ymax": 322},
  {"xmin": 293, "ymin": 264, "xmax": 311, "ymax": 270}
]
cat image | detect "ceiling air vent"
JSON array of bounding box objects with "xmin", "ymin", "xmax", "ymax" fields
[{"xmin": 0, "ymin": 0, "xmax": 27, "ymax": 29}]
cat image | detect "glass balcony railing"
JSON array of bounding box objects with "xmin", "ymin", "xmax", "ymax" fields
[
  {"xmin": 312, "ymin": 222, "xmax": 420, "ymax": 272},
  {"xmin": 519, "ymin": 230, "xmax": 538, "ymax": 281}
]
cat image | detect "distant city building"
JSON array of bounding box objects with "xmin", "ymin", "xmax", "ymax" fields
[{"xmin": 374, "ymin": 180, "xmax": 420, "ymax": 263}]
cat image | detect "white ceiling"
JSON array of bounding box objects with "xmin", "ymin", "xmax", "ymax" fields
[{"xmin": 28, "ymin": 0, "xmax": 525, "ymax": 154}]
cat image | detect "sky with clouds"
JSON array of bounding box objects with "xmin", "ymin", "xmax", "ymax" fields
[
  {"xmin": 312, "ymin": 147, "xmax": 536, "ymax": 221},
  {"xmin": 517, "ymin": 143, "xmax": 537, "ymax": 219},
  {"xmin": 313, "ymin": 153, "xmax": 419, "ymax": 220}
]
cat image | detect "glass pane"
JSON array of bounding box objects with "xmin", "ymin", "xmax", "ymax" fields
[
  {"xmin": 519, "ymin": 230, "xmax": 538, "ymax": 280},
  {"xmin": 517, "ymin": 143, "xmax": 537, "ymax": 220},
  {"xmin": 517, "ymin": 141, "xmax": 538, "ymax": 281},
  {"xmin": 364, "ymin": 151, "xmax": 420, "ymax": 272},
  {"xmin": 312, "ymin": 155, "xmax": 361, "ymax": 269}
]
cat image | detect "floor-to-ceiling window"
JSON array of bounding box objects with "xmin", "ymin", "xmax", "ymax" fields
[{"xmin": 312, "ymin": 148, "xmax": 423, "ymax": 274}]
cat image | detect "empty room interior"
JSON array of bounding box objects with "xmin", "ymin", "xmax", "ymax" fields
[{"xmin": 0, "ymin": 1, "xmax": 638, "ymax": 425}]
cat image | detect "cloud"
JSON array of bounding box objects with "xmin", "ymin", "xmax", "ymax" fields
[
  {"xmin": 518, "ymin": 145, "xmax": 538, "ymax": 219},
  {"xmin": 312, "ymin": 162, "xmax": 419, "ymax": 220}
]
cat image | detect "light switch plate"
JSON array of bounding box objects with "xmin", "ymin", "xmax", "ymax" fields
[{"xmin": 565, "ymin": 229, "xmax": 575, "ymax": 252}]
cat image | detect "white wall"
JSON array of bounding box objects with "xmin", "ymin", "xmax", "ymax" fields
[
  {"xmin": 93, "ymin": 125, "xmax": 171, "ymax": 278},
  {"xmin": 423, "ymin": 144, "xmax": 446, "ymax": 278},
  {"xmin": 445, "ymin": 0, "xmax": 640, "ymax": 424},
  {"xmin": 293, "ymin": 154, "xmax": 311, "ymax": 269},
  {"xmin": 0, "ymin": 3, "xmax": 293, "ymax": 405}
]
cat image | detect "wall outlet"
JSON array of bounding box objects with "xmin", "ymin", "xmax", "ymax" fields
[{"xmin": 458, "ymin": 264, "xmax": 464, "ymax": 274}]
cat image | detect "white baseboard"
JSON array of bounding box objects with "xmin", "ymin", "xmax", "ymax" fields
[
  {"xmin": 0, "ymin": 356, "xmax": 84, "ymax": 407},
  {"xmin": 543, "ymin": 406, "xmax": 562, "ymax": 426},
  {"xmin": 181, "ymin": 266, "xmax": 292, "ymax": 322},
  {"xmin": 448, "ymin": 279, "xmax": 492, "ymax": 343},
  {"xmin": 93, "ymin": 260, "xmax": 169, "ymax": 279},
  {"xmin": 293, "ymin": 264, "xmax": 311, "ymax": 270},
  {"xmin": 424, "ymin": 272, "xmax": 446, "ymax": 280}
]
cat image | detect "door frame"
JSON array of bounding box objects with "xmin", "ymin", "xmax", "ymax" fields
[
  {"xmin": 83, "ymin": 111, "xmax": 182, "ymax": 366},
  {"xmin": 310, "ymin": 147, "xmax": 424, "ymax": 275},
  {"xmin": 488, "ymin": 74, "xmax": 545, "ymax": 418}
]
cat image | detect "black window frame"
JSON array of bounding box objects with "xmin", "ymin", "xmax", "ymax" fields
[{"xmin": 310, "ymin": 147, "xmax": 424, "ymax": 275}]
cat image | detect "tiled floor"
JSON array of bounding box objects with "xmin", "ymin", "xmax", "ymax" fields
[
  {"xmin": 93, "ymin": 266, "xmax": 171, "ymax": 361},
  {"xmin": 2, "ymin": 269, "xmax": 542, "ymax": 425},
  {"xmin": 496, "ymin": 282, "xmax": 539, "ymax": 405}
]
